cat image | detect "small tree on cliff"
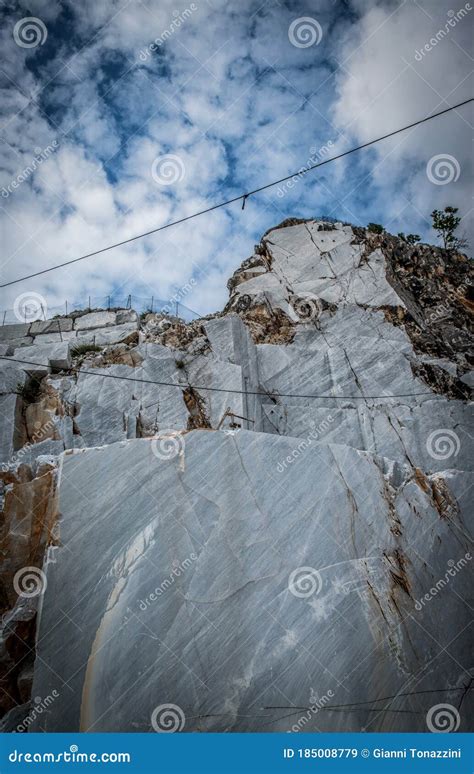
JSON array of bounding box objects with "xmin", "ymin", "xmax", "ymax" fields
[
  {"xmin": 431, "ymin": 206, "xmax": 467, "ymax": 251},
  {"xmin": 398, "ymin": 232, "xmax": 420, "ymax": 245}
]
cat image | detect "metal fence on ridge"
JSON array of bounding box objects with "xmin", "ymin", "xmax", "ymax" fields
[{"xmin": 1, "ymin": 292, "xmax": 202, "ymax": 326}]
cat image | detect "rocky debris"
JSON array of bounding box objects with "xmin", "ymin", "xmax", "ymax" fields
[
  {"xmin": 182, "ymin": 386, "xmax": 211, "ymax": 429},
  {"xmin": 143, "ymin": 314, "xmax": 212, "ymax": 356},
  {"xmin": 84, "ymin": 344, "xmax": 143, "ymax": 369},
  {"xmin": 233, "ymin": 302, "xmax": 296, "ymax": 344},
  {"xmin": 0, "ymin": 221, "xmax": 472, "ymax": 732},
  {"xmin": 360, "ymin": 231, "xmax": 473, "ymax": 374}
]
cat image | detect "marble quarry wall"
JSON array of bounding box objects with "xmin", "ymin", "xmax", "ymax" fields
[{"xmin": 0, "ymin": 220, "xmax": 472, "ymax": 732}]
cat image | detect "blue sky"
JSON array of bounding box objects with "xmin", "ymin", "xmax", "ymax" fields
[{"xmin": 0, "ymin": 0, "xmax": 472, "ymax": 318}]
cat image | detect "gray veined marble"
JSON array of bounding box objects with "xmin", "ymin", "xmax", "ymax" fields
[{"xmin": 31, "ymin": 431, "xmax": 472, "ymax": 732}]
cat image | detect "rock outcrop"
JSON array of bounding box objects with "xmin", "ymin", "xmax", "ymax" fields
[{"xmin": 0, "ymin": 220, "xmax": 472, "ymax": 732}]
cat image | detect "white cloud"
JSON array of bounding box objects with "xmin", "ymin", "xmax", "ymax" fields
[{"xmin": 0, "ymin": 0, "xmax": 471, "ymax": 320}]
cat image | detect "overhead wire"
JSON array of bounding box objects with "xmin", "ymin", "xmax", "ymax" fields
[
  {"xmin": 1, "ymin": 98, "xmax": 472, "ymax": 289},
  {"xmin": 0, "ymin": 355, "xmax": 438, "ymax": 400}
]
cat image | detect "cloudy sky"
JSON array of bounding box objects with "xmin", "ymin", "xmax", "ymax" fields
[{"xmin": 0, "ymin": 0, "xmax": 472, "ymax": 319}]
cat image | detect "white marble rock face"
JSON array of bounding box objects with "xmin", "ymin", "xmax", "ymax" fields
[
  {"xmin": 31, "ymin": 432, "xmax": 472, "ymax": 732},
  {"xmin": 0, "ymin": 224, "xmax": 472, "ymax": 733}
]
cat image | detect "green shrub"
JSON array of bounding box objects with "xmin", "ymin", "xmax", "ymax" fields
[
  {"xmin": 398, "ymin": 232, "xmax": 420, "ymax": 244},
  {"xmin": 367, "ymin": 222, "xmax": 384, "ymax": 234}
]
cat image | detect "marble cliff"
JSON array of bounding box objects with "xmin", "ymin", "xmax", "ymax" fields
[{"xmin": 0, "ymin": 219, "xmax": 472, "ymax": 732}]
